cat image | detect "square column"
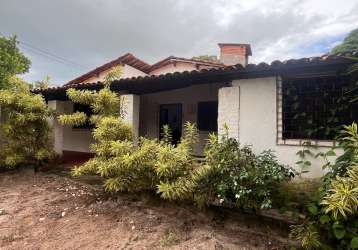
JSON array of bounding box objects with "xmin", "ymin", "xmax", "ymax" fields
[
  {"xmin": 218, "ymin": 86, "xmax": 240, "ymax": 140},
  {"xmin": 121, "ymin": 94, "xmax": 140, "ymax": 143},
  {"xmin": 47, "ymin": 100, "xmax": 71, "ymax": 155}
]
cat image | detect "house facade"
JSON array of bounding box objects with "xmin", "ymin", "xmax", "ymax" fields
[{"xmin": 36, "ymin": 44, "xmax": 357, "ymax": 178}]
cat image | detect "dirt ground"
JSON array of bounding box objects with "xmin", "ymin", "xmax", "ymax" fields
[{"xmin": 0, "ymin": 168, "xmax": 294, "ymax": 250}]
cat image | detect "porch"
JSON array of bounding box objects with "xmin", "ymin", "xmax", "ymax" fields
[{"xmin": 48, "ymin": 81, "xmax": 239, "ymax": 156}]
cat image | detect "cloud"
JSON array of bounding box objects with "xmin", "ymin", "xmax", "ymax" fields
[{"xmin": 0, "ymin": 0, "xmax": 357, "ymax": 84}]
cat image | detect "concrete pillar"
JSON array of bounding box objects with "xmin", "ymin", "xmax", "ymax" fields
[
  {"xmin": 48, "ymin": 100, "xmax": 66, "ymax": 155},
  {"xmin": 122, "ymin": 94, "xmax": 140, "ymax": 143},
  {"xmin": 218, "ymin": 86, "xmax": 240, "ymax": 140}
]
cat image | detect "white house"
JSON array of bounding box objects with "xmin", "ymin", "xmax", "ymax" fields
[{"xmin": 35, "ymin": 43, "xmax": 357, "ymax": 178}]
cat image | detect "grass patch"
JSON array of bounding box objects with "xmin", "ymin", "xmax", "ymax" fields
[{"xmin": 160, "ymin": 228, "xmax": 179, "ymax": 247}]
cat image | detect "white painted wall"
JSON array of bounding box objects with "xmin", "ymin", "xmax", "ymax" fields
[
  {"xmin": 140, "ymin": 83, "xmax": 226, "ymax": 154},
  {"xmin": 62, "ymin": 101, "xmax": 94, "ymax": 153},
  {"xmin": 232, "ymin": 77, "xmax": 338, "ymax": 178}
]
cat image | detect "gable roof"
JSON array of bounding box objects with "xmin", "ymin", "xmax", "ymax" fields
[
  {"xmin": 66, "ymin": 53, "xmax": 151, "ymax": 86},
  {"xmin": 66, "ymin": 54, "xmax": 224, "ymax": 86},
  {"xmin": 149, "ymin": 56, "xmax": 224, "ymax": 72}
]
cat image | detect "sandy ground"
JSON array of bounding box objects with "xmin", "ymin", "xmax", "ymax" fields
[{"xmin": 0, "ymin": 168, "xmax": 293, "ymax": 250}]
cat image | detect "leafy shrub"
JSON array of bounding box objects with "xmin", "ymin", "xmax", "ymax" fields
[
  {"xmin": 60, "ymin": 67, "xmax": 161, "ymax": 192},
  {"xmin": 155, "ymin": 122, "xmax": 201, "ymax": 200},
  {"xmin": 291, "ymin": 123, "xmax": 358, "ymax": 249},
  {"xmin": 156, "ymin": 127, "xmax": 295, "ymax": 210},
  {"xmin": 195, "ymin": 131, "xmax": 295, "ymax": 209},
  {"xmin": 290, "ymin": 222, "xmax": 322, "ymax": 249},
  {"xmin": 71, "ymin": 116, "xmax": 160, "ymax": 193},
  {"xmin": 74, "ymin": 136, "xmax": 160, "ymax": 193},
  {"xmin": 0, "ymin": 82, "xmax": 54, "ymax": 168}
]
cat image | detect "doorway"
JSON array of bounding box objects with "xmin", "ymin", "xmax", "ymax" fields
[{"xmin": 159, "ymin": 104, "xmax": 182, "ymax": 145}]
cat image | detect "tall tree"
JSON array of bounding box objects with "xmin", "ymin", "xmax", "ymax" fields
[
  {"xmin": 331, "ymin": 28, "xmax": 358, "ymax": 55},
  {"xmin": 0, "ymin": 35, "xmax": 31, "ymax": 90}
]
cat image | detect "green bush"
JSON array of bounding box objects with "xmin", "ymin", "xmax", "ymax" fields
[
  {"xmin": 290, "ymin": 123, "xmax": 358, "ymax": 249},
  {"xmin": 196, "ymin": 131, "xmax": 295, "ymax": 209},
  {"xmin": 59, "ymin": 67, "xmax": 160, "ymax": 192},
  {"xmin": 0, "ymin": 81, "xmax": 54, "ymax": 168},
  {"xmin": 156, "ymin": 126, "xmax": 295, "ymax": 210},
  {"xmin": 155, "ymin": 122, "xmax": 201, "ymax": 201}
]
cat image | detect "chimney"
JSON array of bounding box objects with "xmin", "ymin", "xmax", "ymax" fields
[{"xmin": 218, "ymin": 43, "xmax": 252, "ymax": 66}]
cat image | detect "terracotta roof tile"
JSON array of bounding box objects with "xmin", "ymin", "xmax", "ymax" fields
[
  {"xmin": 66, "ymin": 53, "xmax": 151, "ymax": 86},
  {"xmin": 149, "ymin": 56, "xmax": 224, "ymax": 72},
  {"xmin": 34, "ymin": 55, "xmax": 357, "ymax": 97}
]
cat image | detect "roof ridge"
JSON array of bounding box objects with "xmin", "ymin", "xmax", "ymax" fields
[
  {"xmin": 66, "ymin": 53, "xmax": 151, "ymax": 85},
  {"xmin": 149, "ymin": 55, "xmax": 224, "ymax": 72}
]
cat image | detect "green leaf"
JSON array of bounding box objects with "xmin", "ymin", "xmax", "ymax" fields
[
  {"xmin": 325, "ymin": 150, "xmax": 336, "ymax": 156},
  {"xmin": 319, "ymin": 215, "xmax": 331, "ymax": 224},
  {"xmin": 308, "ymin": 204, "xmax": 318, "ymax": 215},
  {"xmin": 304, "ymin": 161, "xmax": 312, "ymax": 166},
  {"xmin": 332, "ymin": 224, "xmax": 346, "ymax": 240},
  {"xmin": 351, "ymin": 237, "xmax": 358, "ymax": 249}
]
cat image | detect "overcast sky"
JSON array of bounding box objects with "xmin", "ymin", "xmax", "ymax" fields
[{"xmin": 1, "ymin": 0, "xmax": 358, "ymax": 85}]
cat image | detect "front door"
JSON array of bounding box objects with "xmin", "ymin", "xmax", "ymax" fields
[{"xmin": 159, "ymin": 104, "xmax": 182, "ymax": 145}]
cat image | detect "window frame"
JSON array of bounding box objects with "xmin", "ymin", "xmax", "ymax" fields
[{"xmin": 276, "ymin": 75, "xmax": 355, "ymax": 147}]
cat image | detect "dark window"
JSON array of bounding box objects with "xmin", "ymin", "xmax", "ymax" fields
[
  {"xmin": 159, "ymin": 104, "xmax": 182, "ymax": 145},
  {"xmin": 73, "ymin": 103, "xmax": 94, "ymax": 129},
  {"xmin": 282, "ymin": 75, "xmax": 358, "ymax": 140},
  {"xmin": 197, "ymin": 101, "xmax": 218, "ymax": 132}
]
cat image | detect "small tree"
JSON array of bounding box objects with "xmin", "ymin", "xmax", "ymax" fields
[
  {"xmin": 59, "ymin": 66, "xmax": 160, "ymax": 192},
  {"xmin": 32, "ymin": 75, "xmax": 51, "ymax": 90},
  {"xmin": 0, "ymin": 77, "xmax": 54, "ymax": 169},
  {"xmin": 155, "ymin": 122, "xmax": 201, "ymax": 200}
]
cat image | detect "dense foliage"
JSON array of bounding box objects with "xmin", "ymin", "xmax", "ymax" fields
[
  {"xmin": 332, "ymin": 28, "xmax": 358, "ymax": 55},
  {"xmin": 290, "ymin": 123, "xmax": 358, "ymax": 249},
  {"xmin": 0, "ymin": 80, "xmax": 53, "ymax": 168},
  {"xmin": 57, "ymin": 67, "xmax": 149, "ymax": 192},
  {"xmin": 194, "ymin": 131, "xmax": 295, "ymax": 209},
  {"xmin": 0, "ymin": 35, "xmax": 31, "ymax": 90},
  {"xmin": 155, "ymin": 122, "xmax": 201, "ymax": 201}
]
